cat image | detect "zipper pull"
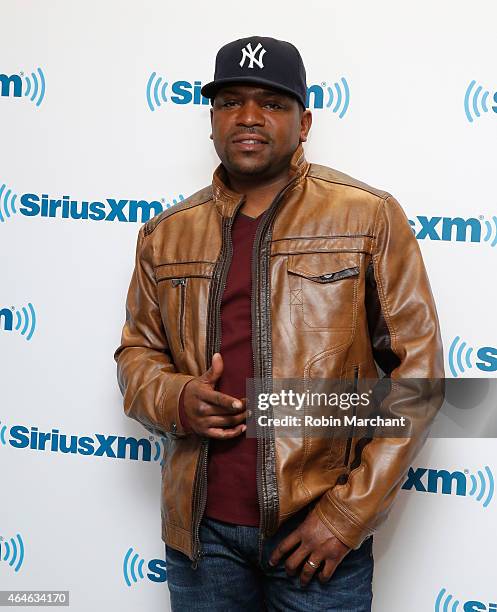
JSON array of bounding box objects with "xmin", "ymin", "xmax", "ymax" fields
[
  {"xmin": 319, "ymin": 272, "xmax": 335, "ymax": 281},
  {"xmin": 171, "ymin": 277, "xmax": 186, "ymax": 287},
  {"xmin": 190, "ymin": 551, "xmax": 201, "ymax": 570}
]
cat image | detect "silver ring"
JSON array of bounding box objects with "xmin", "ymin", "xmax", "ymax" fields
[{"xmin": 306, "ymin": 559, "xmax": 319, "ymax": 569}]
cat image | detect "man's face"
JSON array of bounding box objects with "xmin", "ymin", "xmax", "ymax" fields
[{"xmin": 209, "ymin": 84, "xmax": 312, "ymax": 181}]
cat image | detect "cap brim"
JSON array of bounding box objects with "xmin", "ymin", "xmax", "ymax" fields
[{"xmin": 201, "ymin": 77, "xmax": 305, "ymax": 108}]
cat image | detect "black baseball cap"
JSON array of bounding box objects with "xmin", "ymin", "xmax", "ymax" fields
[{"xmin": 201, "ymin": 36, "xmax": 308, "ymax": 110}]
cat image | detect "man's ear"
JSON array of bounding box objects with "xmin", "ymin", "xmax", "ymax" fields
[
  {"xmin": 209, "ymin": 107, "xmax": 213, "ymax": 140},
  {"xmin": 300, "ymin": 109, "xmax": 312, "ymax": 143}
]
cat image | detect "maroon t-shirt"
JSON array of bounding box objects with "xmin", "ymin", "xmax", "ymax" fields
[{"xmin": 178, "ymin": 209, "xmax": 264, "ymax": 526}]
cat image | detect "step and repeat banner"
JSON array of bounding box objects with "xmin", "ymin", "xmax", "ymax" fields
[{"xmin": 1, "ymin": 0, "xmax": 496, "ymax": 610}]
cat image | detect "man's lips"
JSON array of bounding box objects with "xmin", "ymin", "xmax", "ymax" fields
[
  {"xmin": 231, "ymin": 135, "xmax": 268, "ymax": 144},
  {"xmin": 231, "ymin": 135, "xmax": 269, "ymax": 151}
]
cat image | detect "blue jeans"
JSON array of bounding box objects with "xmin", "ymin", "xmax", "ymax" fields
[{"xmin": 165, "ymin": 507, "xmax": 374, "ymax": 611}]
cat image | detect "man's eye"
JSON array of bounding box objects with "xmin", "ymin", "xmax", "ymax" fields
[
  {"xmin": 264, "ymin": 102, "xmax": 283, "ymax": 109},
  {"xmin": 223, "ymin": 101, "xmax": 239, "ymax": 107}
]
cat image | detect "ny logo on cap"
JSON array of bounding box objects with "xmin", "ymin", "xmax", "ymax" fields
[{"xmin": 239, "ymin": 42, "xmax": 266, "ymax": 69}]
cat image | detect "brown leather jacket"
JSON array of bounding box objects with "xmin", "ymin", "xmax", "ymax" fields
[{"xmin": 114, "ymin": 143, "xmax": 445, "ymax": 564}]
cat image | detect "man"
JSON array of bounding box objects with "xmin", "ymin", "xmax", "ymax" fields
[{"xmin": 114, "ymin": 36, "xmax": 444, "ymax": 611}]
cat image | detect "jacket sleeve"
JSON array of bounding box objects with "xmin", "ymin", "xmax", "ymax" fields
[
  {"xmin": 313, "ymin": 194, "xmax": 445, "ymax": 549},
  {"xmin": 113, "ymin": 224, "xmax": 196, "ymax": 438}
]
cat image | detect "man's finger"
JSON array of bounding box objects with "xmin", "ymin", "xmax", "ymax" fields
[
  {"xmin": 204, "ymin": 413, "xmax": 247, "ymax": 429},
  {"xmin": 299, "ymin": 556, "xmax": 323, "ymax": 587},
  {"xmin": 269, "ymin": 530, "xmax": 301, "ymax": 567},
  {"xmin": 205, "ymin": 424, "xmax": 247, "ymax": 439},
  {"xmin": 201, "ymin": 352, "xmax": 223, "ymax": 385},
  {"xmin": 283, "ymin": 545, "xmax": 311, "ymax": 577},
  {"xmin": 197, "ymin": 387, "xmax": 246, "ymax": 413},
  {"xmin": 317, "ymin": 558, "xmax": 337, "ymax": 583}
]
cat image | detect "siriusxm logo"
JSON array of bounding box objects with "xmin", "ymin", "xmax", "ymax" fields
[
  {"xmin": 0, "ymin": 533, "xmax": 25, "ymax": 573},
  {"xmin": 402, "ymin": 465, "xmax": 494, "ymax": 508},
  {"xmin": 0, "ymin": 421, "xmax": 166, "ymax": 464},
  {"xmin": 0, "ymin": 303, "xmax": 36, "ymax": 341},
  {"xmin": 464, "ymin": 80, "xmax": 497, "ymax": 123},
  {"xmin": 146, "ymin": 73, "xmax": 350, "ymax": 116},
  {"xmin": 0, "ymin": 68, "xmax": 46, "ymax": 107},
  {"xmin": 448, "ymin": 336, "xmax": 497, "ymax": 377},
  {"xmin": 436, "ymin": 588, "xmax": 497, "ymax": 612},
  {"xmin": 0, "ymin": 183, "xmax": 184, "ymax": 224},
  {"xmin": 123, "ymin": 547, "xmax": 167, "ymax": 586},
  {"xmin": 408, "ymin": 215, "xmax": 497, "ymax": 246}
]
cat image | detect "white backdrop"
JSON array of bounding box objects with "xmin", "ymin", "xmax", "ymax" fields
[{"xmin": 1, "ymin": 1, "xmax": 496, "ymax": 610}]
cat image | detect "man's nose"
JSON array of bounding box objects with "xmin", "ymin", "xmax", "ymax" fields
[{"xmin": 236, "ymin": 100, "xmax": 265, "ymax": 126}]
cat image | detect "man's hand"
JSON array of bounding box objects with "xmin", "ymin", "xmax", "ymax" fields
[
  {"xmin": 269, "ymin": 509, "xmax": 351, "ymax": 587},
  {"xmin": 182, "ymin": 352, "xmax": 247, "ymax": 438}
]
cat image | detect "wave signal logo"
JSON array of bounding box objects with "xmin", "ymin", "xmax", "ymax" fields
[
  {"xmin": 0, "ymin": 68, "xmax": 46, "ymax": 107},
  {"xmin": 436, "ymin": 588, "xmax": 461, "ymax": 612},
  {"xmin": 146, "ymin": 73, "xmax": 210, "ymax": 111},
  {"xmin": 409, "ymin": 215, "xmax": 497, "ymax": 246},
  {"xmin": 0, "ymin": 420, "xmax": 167, "ymax": 464},
  {"xmin": 0, "ymin": 533, "xmax": 25, "ymax": 572},
  {"xmin": 482, "ymin": 216, "xmax": 497, "ymax": 246},
  {"xmin": 448, "ymin": 336, "xmax": 497, "ymax": 376},
  {"xmin": 306, "ymin": 77, "xmax": 350, "ymax": 117},
  {"xmin": 436, "ymin": 588, "xmax": 497, "ymax": 612},
  {"xmin": 464, "ymin": 80, "xmax": 497, "ymax": 123},
  {"xmin": 467, "ymin": 466, "xmax": 495, "ymax": 508},
  {"xmin": 402, "ymin": 466, "xmax": 494, "ymax": 508},
  {"xmin": 123, "ymin": 547, "xmax": 167, "ymax": 586},
  {"xmin": 0, "ymin": 183, "xmax": 18, "ymax": 222},
  {"xmin": 0, "ymin": 303, "xmax": 36, "ymax": 341}
]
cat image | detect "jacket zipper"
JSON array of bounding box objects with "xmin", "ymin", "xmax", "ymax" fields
[
  {"xmin": 315, "ymin": 267, "xmax": 359, "ymax": 283},
  {"xmin": 288, "ymin": 267, "xmax": 360, "ymax": 284},
  {"xmin": 171, "ymin": 277, "xmax": 186, "ymax": 351},
  {"xmin": 190, "ymin": 197, "xmax": 246, "ymax": 568},
  {"xmin": 251, "ymin": 175, "xmax": 304, "ymax": 562},
  {"xmin": 191, "ymin": 168, "xmax": 303, "ymax": 567},
  {"xmin": 343, "ymin": 365, "xmax": 359, "ymax": 466}
]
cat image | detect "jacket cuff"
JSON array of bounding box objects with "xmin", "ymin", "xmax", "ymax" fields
[
  {"xmin": 178, "ymin": 384, "xmax": 194, "ymax": 434},
  {"xmin": 313, "ymin": 489, "xmax": 373, "ymax": 550},
  {"xmin": 160, "ymin": 373, "xmax": 196, "ymax": 436}
]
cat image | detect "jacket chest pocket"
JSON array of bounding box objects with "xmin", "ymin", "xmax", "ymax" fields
[
  {"xmin": 154, "ymin": 261, "xmax": 215, "ymax": 354},
  {"xmin": 287, "ymin": 251, "xmax": 361, "ymax": 331}
]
